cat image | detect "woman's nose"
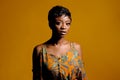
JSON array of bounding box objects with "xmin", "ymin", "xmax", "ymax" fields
[{"xmin": 61, "ymin": 23, "xmax": 66, "ymax": 29}]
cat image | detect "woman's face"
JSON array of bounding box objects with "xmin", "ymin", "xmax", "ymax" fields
[{"xmin": 52, "ymin": 15, "xmax": 71, "ymax": 37}]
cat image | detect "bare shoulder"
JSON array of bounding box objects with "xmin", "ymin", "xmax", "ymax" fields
[
  {"xmin": 33, "ymin": 44, "xmax": 43, "ymax": 56},
  {"xmin": 73, "ymin": 42, "xmax": 81, "ymax": 50},
  {"xmin": 72, "ymin": 42, "xmax": 83, "ymax": 59},
  {"xmin": 36, "ymin": 44, "xmax": 43, "ymax": 52}
]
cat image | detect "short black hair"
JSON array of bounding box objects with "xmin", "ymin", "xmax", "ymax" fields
[{"xmin": 48, "ymin": 5, "xmax": 72, "ymax": 29}]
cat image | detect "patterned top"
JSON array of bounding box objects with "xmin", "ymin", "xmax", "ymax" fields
[{"xmin": 33, "ymin": 43, "xmax": 87, "ymax": 80}]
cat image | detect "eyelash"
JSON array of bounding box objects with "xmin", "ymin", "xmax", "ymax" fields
[
  {"xmin": 66, "ymin": 23, "xmax": 70, "ymax": 26},
  {"xmin": 55, "ymin": 22, "xmax": 60, "ymax": 25},
  {"xmin": 55, "ymin": 22, "xmax": 71, "ymax": 26}
]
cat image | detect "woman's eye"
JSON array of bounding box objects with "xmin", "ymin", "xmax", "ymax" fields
[
  {"xmin": 55, "ymin": 22, "xmax": 60, "ymax": 25},
  {"xmin": 66, "ymin": 23, "xmax": 70, "ymax": 26}
]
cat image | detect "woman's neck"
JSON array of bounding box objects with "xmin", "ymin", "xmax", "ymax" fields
[{"xmin": 46, "ymin": 34, "xmax": 67, "ymax": 46}]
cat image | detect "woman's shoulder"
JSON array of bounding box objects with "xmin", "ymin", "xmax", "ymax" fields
[
  {"xmin": 71, "ymin": 42, "xmax": 83, "ymax": 58},
  {"xmin": 70, "ymin": 42, "xmax": 81, "ymax": 50},
  {"xmin": 72, "ymin": 42, "xmax": 81, "ymax": 49},
  {"xmin": 33, "ymin": 43, "xmax": 45, "ymax": 56}
]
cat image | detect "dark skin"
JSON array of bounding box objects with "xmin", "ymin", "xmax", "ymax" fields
[
  {"xmin": 33, "ymin": 15, "xmax": 83, "ymax": 80},
  {"xmin": 35, "ymin": 15, "xmax": 82, "ymax": 58}
]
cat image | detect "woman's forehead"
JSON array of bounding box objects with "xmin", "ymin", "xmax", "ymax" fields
[{"xmin": 55, "ymin": 15, "xmax": 71, "ymax": 22}]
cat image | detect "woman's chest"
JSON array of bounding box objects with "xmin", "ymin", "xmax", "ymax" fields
[{"xmin": 43, "ymin": 51, "xmax": 81, "ymax": 71}]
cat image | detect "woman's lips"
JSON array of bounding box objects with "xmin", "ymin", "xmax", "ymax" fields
[{"xmin": 60, "ymin": 31, "xmax": 67, "ymax": 35}]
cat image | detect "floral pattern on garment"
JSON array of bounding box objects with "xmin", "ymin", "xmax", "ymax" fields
[{"xmin": 38, "ymin": 44, "xmax": 87, "ymax": 80}]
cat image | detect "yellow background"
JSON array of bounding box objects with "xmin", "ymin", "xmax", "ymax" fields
[{"xmin": 0, "ymin": 0, "xmax": 120, "ymax": 80}]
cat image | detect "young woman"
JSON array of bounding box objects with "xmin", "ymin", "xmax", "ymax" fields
[{"xmin": 32, "ymin": 5, "xmax": 87, "ymax": 80}]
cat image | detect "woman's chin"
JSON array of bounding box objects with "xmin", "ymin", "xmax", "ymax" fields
[{"xmin": 59, "ymin": 34, "xmax": 66, "ymax": 38}]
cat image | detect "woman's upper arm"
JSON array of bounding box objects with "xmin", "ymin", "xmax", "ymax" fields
[
  {"xmin": 32, "ymin": 45, "xmax": 42, "ymax": 80},
  {"xmin": 74, "ymin": 42, "xmax": 83, "ymax": 60},
  {"xmin": 32, "ymin": 45, "xmax": 42, "ymax": 70},
  {"xmin": 33, "ymin": 46, "xmax": 41, "ymax": 58},
  {"xmin": 74, "ymin": 42, "xmax": 88, "ymax": 80}
]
